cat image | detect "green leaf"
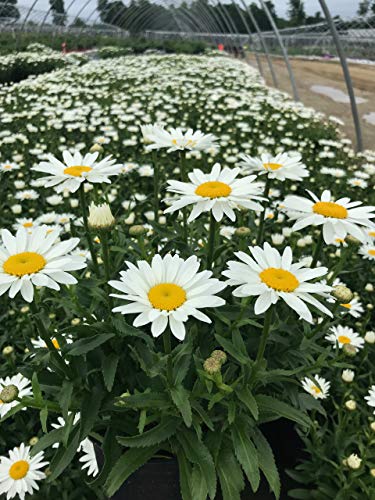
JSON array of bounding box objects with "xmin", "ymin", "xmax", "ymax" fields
[
  {"xmin": 215, "ymin": 334, "xmax": 248, "ymax": 364},
  {"xmin": 191, "ymin": 466, "xmax": 209, "ymax": 500},
  {"xmin": 256, "ymin": 395, "xmax": 311, "ymax": 427},
  {"xmin": 173, "ymin": 341, "xmax": 193, "ymax": 386},
  {"xmin": 31, "ymin": 428, "xmax": 65, "ymax": 456},
  {"xmin": 65, "ymin": 333, "xmax": 115, "ymax": 356},
  {"xmin": 102, "ymin": 353, "xmax": 119, "ymax": 392},
  {"xmin": 236, "ymin": 387, "xmax": 259, "ymax": 420},
  {"xmin": 48, "ymin": 427, "xmax": 81, "ymax": 482},
  {"xmin": 58, "ymin": 380, "xmax": 73, "ymax": 421},
  {"xmin": 88, "ymin": 427, "xmax": 122, "ymax": 488},
  {"xmin": 191, "ymin": 402, "xmax": 214, "ymax": 432},
  {"xmin": 217, "ymin": 444, "xmax": 245, "ymax": 500},
  {"xmin": 117, "ymin": 417, "xmax": 180, "ymax": 448},
  {"xmin": 105, "ymin": 446, "xmax": 158, "ymax": 497},
  {"xmin": 177, "ymin": 430, "xmax": 217, "ymax": 500},
  {"xmin": 170, "ymin": 386, "xmax": 192, "ymax": 427},
  {"xmin": 176, "ymin": 447, "xmax": 193, "ymax": 500},
  {"xmin": 231, "ymin": 423, "xmax": 260, "ymax": 492},
  {"xmin": 251, "ymin": 428, "xmax": 280, "ymax": 499},
  {"xmin": 0, "ymin": 402, "xmax": 26, "ymax": 423},
  {"xmin": 79, "ymin": 385, "xmax": 104, "ymax": 441},
  {"xmin": 116, "ymin": 392, "xmax": 170, "ymax": 409},
  {"xmin": 32, "ymin": 372, "xmax": 43, "ymax": 405},
  {"xmin": 40, "ymin": 407, "xmax": 48, "ymax": 433}
]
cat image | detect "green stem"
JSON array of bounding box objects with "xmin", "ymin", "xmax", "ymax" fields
[
  {"xmin": 100, "ymin": 230, "xmax": 113, "ymax": 309},
  {"xmin": 29, "ymin": 301, "xmax": 70, "ymax": 378},
  {"xmin": 163, "ymin": 330, "xmax": 173, "ymax": 384},
  {"xmin": 251, "ymin": 307, "xmax": 273, "ymax": 382},
  {"xmin": 207, "ymin": 212, "xmax": 217, "ymax": 270},
  {"xmin": 256, "ymin": 176, "xmax": 271, "ymax": 246},
  {"xmin": 311, "ymin": 229, "xmax": 324, "ymax": 268},
  {"xmin": 78, "ymin": 185, "xmax": 99, "ymax": 275},
  {"xmin": 328, "ymin": 247, "xmax": 348, "ymax": 285},
  {"xmin": 179, "ymin": 151, "xmax": 188, "ymax": 244},
  {"xmin": 152, "ymin": 151, "xmax": 160, "ymax": 224}
]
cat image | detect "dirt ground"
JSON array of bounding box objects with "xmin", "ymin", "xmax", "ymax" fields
[{"xmin": 246, "ymin": 53, "xmax": 375, "ymax": 151}]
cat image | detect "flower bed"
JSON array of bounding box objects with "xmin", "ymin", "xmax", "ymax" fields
[{"xmin": 0, "ymin": 54, "xmax": 374, "ymax": 499}]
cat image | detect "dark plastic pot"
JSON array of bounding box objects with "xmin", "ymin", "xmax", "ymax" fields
[{"xmin": 107, "ymin": 419, "xmax": 305, "ymax": 500}]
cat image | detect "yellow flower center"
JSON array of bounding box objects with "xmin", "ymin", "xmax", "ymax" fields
[
  {"xmin": 171, "ymin": 139, "xmax": 178, "ymax": 145},
  {"xmin": 312, "ymin": 201, "xmax": 348, "ymax": 219},
  {"xmin": 63, "ymin": 165, "xmax": 92, "ymax": 177},
  {"xmin": 9, "ymin": 460, "xmax": 29, "ymax": 480},
  {"xmin": 263, "ymin": 162, "xmax": 282, "ymax": 171},
  {"xmin": 3, "ymin": 252, "xmax": 46, "ymax": 277},
  {"xmin": 312, "ymin": 385, "xmax": 322, "ymax": 394},
  {"xmin": 3, "ymin": 165, "xmax": 12, "ymax": 169},
  {"xmin": 259, "ymin": 268, "xmax": 299, "ymax": 292},
  {"xmin": 52, "ymin": 338, "xmax": 60, "ymax": 349},
  {"xmin": 369, "ymin": 231, "xmax": 375, "ymax": 238},
  {"xmin": 23, "ymin": 222, "xmax": 33, "ymax": 228},
  {"xmin": 338, "ymin": 335, "xmax": 351, "ymax": 344},
  {"xmin": 195, "ymin": 181, "xmax": 232, "ymax": 199},
  {"xmin": 368, "ymin": 249, "xmax": 375, "ymax": 256},
  {"xmin": 148, "ymin": 283, "xmax": 186, "ymax": 311},
  {"xmin": 340, "ymin": 303, "xmax": 351, "ymax": 309}
]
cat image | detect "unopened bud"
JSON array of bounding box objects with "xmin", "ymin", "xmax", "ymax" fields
[
  {"xmin": 370, "ymin": 422, "xmax": 375, "ymax": 432},
  {"xmin": 371, "ymin": 468, "xmax": 375, "ymax": 478},
  {"xmin": 347, "ymin": 453, "xmax": 361, "ymax": 470},
  {"xmin": 0, "ymin": 384, "xmax": 19, "ymax": 403},
  {"xmin": 365, "ymin": 331, "xmax": 375, "ymax": 344},
  {"xmin": 90, "ymin": 143, "xmax": 104, "ymax": 153},
  {"xmin": 341, "ymin": 369, "xmax": 354, "ymax": 383},
  {"xmin": 2, "ymin": 346, "xmax": 14, "ymax": 356},
  {"xmin": 29, "ymin": 436, "xmax": 39, "ymax": 446},
  {"xmin": 203, "ymin": 357, "xmax": 221, "ymax": 375},
  {"xmin": 211, "ymin": 350, "xmax": 227, "ymax": 365},
  {"xmin": 88, "ymin": 202, "xmax": 115, "ymax": 231},
  {"xmin": 345, "ymin": 400, "xmax": 356, "ymax": 411},
  {"xmin": 235, "ymin": 227, "xmax": 251, "ymax": 238},
  {"xmin": 343, "ymin": 344, "xmax": 357, "ymax": 357},
  {"xmin": 331, "ymin": 285, "xmax": 354, "ymax": 303},
  {"xmin": 129, "ymin": 225, "xmax": 147, "ymax": 236}
]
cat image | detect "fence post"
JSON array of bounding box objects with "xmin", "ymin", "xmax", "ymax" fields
[{"xmin": 318, "ymin": 0, "xmax": 363, "ymax": 152}]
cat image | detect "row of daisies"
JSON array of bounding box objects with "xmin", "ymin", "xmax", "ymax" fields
[{"xmin": 0, "ymin": 122, "xmax": 375, "ymax": 497}]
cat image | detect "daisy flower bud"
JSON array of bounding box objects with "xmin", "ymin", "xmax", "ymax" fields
[
  {"xmin": 345, "ymin": 400, "xmax": 356, "ymax": 411},
  {"xmin": 365, "ymin": 283, "xmax": 374, "ymax": 292},
  {"xmin": 88, "ymin": 202, "xmax": 115, "ymax": 231},
  {"xmin": 343, "ymin": 344, "xmax": 357, "ymax": 357},
  {"xmin": 129, "ymin": 225, "xmax": 148, "ymax": 236},
  {"xmin": 235, "ymin": 227, "xmax": 251, "ymax": 238},
  {"xmin": 365, "ymin": 331, "xmax": 375, "ymax": 344},
  {"xmin": 211, "ymin": 350, "xmax": 227, "ymax": 365},
  {"xmin": 371, "ymin": 469, "xmax": 375, "ymax": 478},
  {"xmin": 0, "ymin": 384, "xmax": 19, "ymax": 403},
  {"xmin": 342, "ymin": 369, "xmax": 354, "ymax": 383},
  {"xmin": 90, "ymin": 143, "xmax": 104, "ymax": 153},
  {"xmin": 29, "ymin": 436, "xmax": 39, "ymax": 446},
  {"xmin": 2, "ymin": 346, "xmax": 14, "ymax": 356},
  {"xmin": 346, "ymin": 453, "xmax": 362, "ymax": 470},
  {"xmin": 203, "ymin": 357, "xmax": 221, "ymax": 375},
  {"xmin": 370, "ymin": 422, "xmax": 375, "ymax": 432},
  {"xmin": 331, "ymin": 285, "xmax": 354, "ymax": 303}
]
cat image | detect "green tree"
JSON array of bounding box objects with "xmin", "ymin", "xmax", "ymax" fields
[
  {"xmin": 49, "ymin": 0, "xmax": 66, "ymax": 26},
  {"xmin": 0, "ymin": 0, "xmax": 20, "ymax": 20},
  {"xmin": 288, "ymin": 0, "xmax": 306, "ymax": 26}
]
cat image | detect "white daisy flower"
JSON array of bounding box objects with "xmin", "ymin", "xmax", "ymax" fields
[
  {"xmin": 0, "ymin": 443, "xmax": 48, "ymax": 500},
  {"xmin": 222, "ymin": 243, "xmax": 332, "ymax": 323},
  {"xmin": 164, "ymin": 163, "xmax": 265, "ymax": 223},
  {"xmin": 0, "ymin": 162, "xmax": 19, "ymax": 173},
  {"xmin": 109, "ymin": 254, "xmax": 226, "ymax": 341},
  {"xmin": 325, "ymin": 325, "xmax": 365, "ymax": 351},
  {"xmin": 301, "ymin": 375, "xmax": 330, "ymax": 399},
  {"xmin": 15, "ymin": 190, "xmax": 39, "ymax": 201},
  {"xmin": 283, "ymin": 190, "xmax": 375, "ymax": 244},
  {"xmin": 0, "ymin": 226, "xmax": 86, "ymax": 302},
  {"xmin": 239, "ymin": 151, "xmax": 308, "ymax": 181},
  {"xmin": 339, "ymin": 297, "xmax": 364, "ymax": 318},
  {"xmin": 365, "ymin": 385, "xmax": 375, "ymax": 413},
  {"xmin": 31, "ymin": 335, "xmax": 72, "ymax": 352},
  {"xmin": 359, "ymin": 242, "xmax": 375, "ymax": 261},
  {"xmin": 142, "ymin": 125, "xmax": 218, "ymax": 152},
  {"xmin": 0, "ymin": 374, "xmax": 32, "ymax": 418},
  {"xmin": 79, "ymin": 438, "xmax": 99, "ymax": 477},
  {"xmin": 12, "ymin": 219, "xmax": 39, "ymax": 233},
  {"xmin": 32, "ymin": 151, "xmax": 122, "ymax": 193}
]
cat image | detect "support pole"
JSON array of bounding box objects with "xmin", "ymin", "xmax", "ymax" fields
[
  {"xmin": 318, "ymin": 0, "xmax": 363, "ymax": 152},
  {"xmin": 258, "ymin": 0, "xmax": 299, "ymax": 101}
]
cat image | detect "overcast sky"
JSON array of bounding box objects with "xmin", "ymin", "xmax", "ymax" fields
[{"xmin": 19, "ymin": 0, "xmax": 360, "ymax": 23}]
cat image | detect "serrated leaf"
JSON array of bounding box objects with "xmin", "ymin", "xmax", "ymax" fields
[
  {"xmin": 236, "ymin": 386, "xmax": 259, "ymax": 420},
  {"xmin": 251, "ymin": 428, "xmax": 280, "ymax": 499},
  {"xmin": 171, "ymin": 386, "xmax": 192, "ymax": 427},
  {"xmin": 215, "ymin": 334, "xmax": 248, "ymax": 364},
  {"xmin": 117, "ymin": 417, "xmax": 180, "ymax": 448},
  {"xmin": 191, "ymin": 466, "xmax": 209, "ymax": 500},
  {"xmin": 231, "ymin": 423, "xmax": 260, "ymax": 492},
  {"xmin": 176, "ymin": 447, "xmax": 193, "ymax": 500},
  {"xmin": 217, "ymin": 444, "xmax": 244, "ymax": 500},
  {"xmin": 88, "ymin": 427, "xmax": 121, "ymax": 488},
  {"xmin": 256, "ymin": 395, "xmax": 311, "ymax": 427},
  {"xmin": 40, "ymin": 407, "xmax": 48, "ymax": 433},
  {"xmin": 0, "ymin": 402, "xmax": 25, "ymax": 423},
  {"xmin": 48, "ymin": 427, "xmax": 81, "ymax": 482},
  {"xmin": 177, "ymin": 430, "xmax": 217, "ymax": 500},
  {"xmin": 116, "ymin": 392, "xmax": 170, "ymax": 409},
  {"xmin": 65, "ymin": 333, "xmax": 115, "ymax": 356},
  {"xmin": 58, "ymin": 380, "xmax": 73, "ymax": 421},
  {"xmin": 102, "ymin": 353, "xmax": 119, "ymax": 391},
  {"xmin": 32, "ymin": 372, "xmax": 43, "ymax": 405},
  {"xmin": 79, "ymin": 385, "xmax": 103, "ymax": 441},
  {"xmin": 105, "ymin": 446, "xmax": 158, "ymax": 497}
]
